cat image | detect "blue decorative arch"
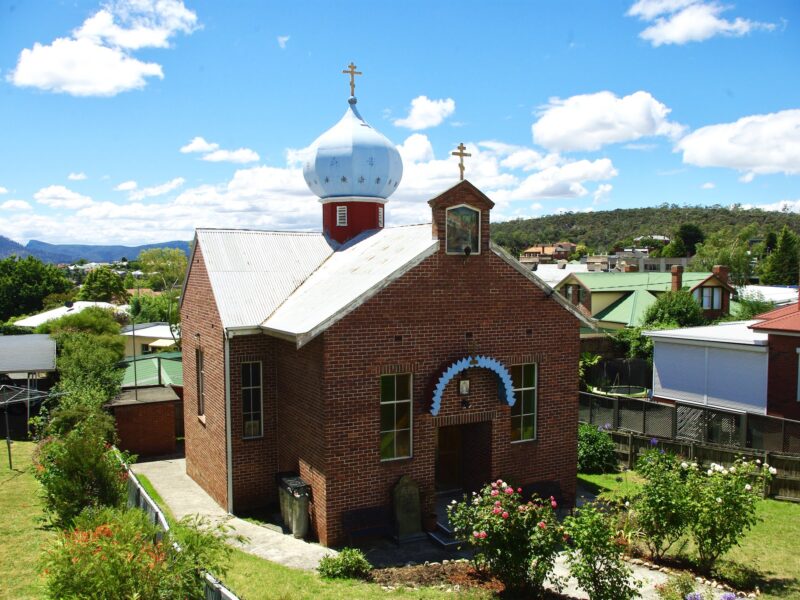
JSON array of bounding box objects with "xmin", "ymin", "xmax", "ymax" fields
[{"xmin": 430, "ymin": 355, "xmax": 515, "ymax": 416}]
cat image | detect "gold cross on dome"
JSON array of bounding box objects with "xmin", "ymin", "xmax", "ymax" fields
[
  {"xmin": 451, "ymin": 143, "xmax": 472, "ymax": 181},
  {"xmin": 342, "ymin": 62, "xmax": 362, "ymax": 96}
]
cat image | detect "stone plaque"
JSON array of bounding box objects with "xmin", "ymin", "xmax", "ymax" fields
[{"xmin": 393, "ymin": 475, "xmax": 424, "ymax": 542}]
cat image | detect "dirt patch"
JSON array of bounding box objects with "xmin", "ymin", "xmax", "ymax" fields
[{"xmin": 370, "ymin": 560, "xmax": 573, "ymax": 598}]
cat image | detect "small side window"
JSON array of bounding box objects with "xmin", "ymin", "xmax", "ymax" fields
[{"xmin": 336, "ymin": 205, "xmax": 348, "ymax": 227}]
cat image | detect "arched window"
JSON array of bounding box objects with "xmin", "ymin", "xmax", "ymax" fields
[{"xmin": 445, "ymin": 204, "xmax": 480, "ymax": 255}]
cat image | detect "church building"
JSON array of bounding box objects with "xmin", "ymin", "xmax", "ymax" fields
[{"xmin": 180, "ymin": 68, "xmax": 588, "ymax": 546}]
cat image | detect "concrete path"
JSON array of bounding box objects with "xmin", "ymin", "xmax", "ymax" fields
[{"xmin": 132, "ymin": 458, "xmax": 335, "ymax": 571}]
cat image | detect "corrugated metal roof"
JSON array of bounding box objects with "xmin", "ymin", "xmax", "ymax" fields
[
  {"xmin": 0, "ymin": 334, "xmax": 56, "ymax": 373},
  {"xmin": 120, "ymin": 324, "xmax": 175, "ymax": 339},
  {"xmin": 14, "ymin": 301, "xmax": 124, "ymax": 328},
  {"xmin": 121, "ymin": 355, "xmax": 183, "ymax": 388},
  {"xmin": 197, "ymin": 229, "xmax": 336, "ymax": 329},
  {"xmin": 594, "ymin": 289, "xmax": 658, "ymax": 326},
  {"xmin": 262, "ymin": 225, "xmax": 437, "ymax": 345},
  {"xmin": 646, "ymin": 320, "xmax": 768, "ymax": 346},
  {"xmin": 570, "ymin": 271, "xmax": 713, "ymax": 292}
]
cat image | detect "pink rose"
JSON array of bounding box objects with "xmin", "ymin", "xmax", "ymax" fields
[
  {"xmin": 479, "ymin": 531, "xmax": 487, "ymax": 539},
  {"xmin": 497, "ymin": 479, "xmax": 503, "ymax": 485},
  {"xmin": 473, "ymin": 531, "xmax": 480, "ymax": 538},
  {"xmin": 491, "ymin": 489, "xmax": 499, "ymax": 497},
  {"xmin": 517, "ymin": 487, "xmax": 522, "ymax": 493},
  {"xmin": 491, "ymin": 482, "xmax": 497, "ymax": 489},
  {"xmin": 493, "ymin": 507, "xmax": 501, "ymax": 514},
  {"xmin": 538, "ymin": 521, "xmax": 546, "ymax": 529},
  {"xmin": 502, "ymin": 511, "xmax": 509, "ymax": 519},
  {"xmin": 551, "ymin": 500, "xmax": 557, "ymax": 508},
  {"xmin": 505, "ymin": 487, "xmax": 514, "ymax": 495}
]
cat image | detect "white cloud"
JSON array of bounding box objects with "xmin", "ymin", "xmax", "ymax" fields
[
  {"xmin": 67, "ymin": 172, "xmax": 87, "ymax": 181},
  {"xmin": 741, "ymin": 198, "xmax": 800, "ymax": 213},
  {"xmin": 0, "ymin": 187, "xmax": 7, "ymax": 194},
  {"xmin": 8, "ymin": 0, "xmax": 198, "ymax": 96},
  {"xmin": 394, "ymin": 96, "xmax": 456, "ymax": 130},
  {"xmin": 676, "ymin": 109, "xmax": 800, "ymax": 181},
  {"xmin": 129, "ymin": 177, "xmax": 185, "ymax": 200},
  {"xmin": 1, "ymin": 200, "xmax": 32, "ymax": 211},
  {"xmin": 701, "ymin": 182, "xmax": 715, "ymax": 189},
  {"xmin": 202, "ymin": 148, "xmax": 260, "ymax": 164},
  {"xmin": 510, "ymin": 158, "xmax": 618, "ymax": 200},
  {"xmin": 628, "ymin": 1, "xmax": 775, "ymax": 47},
  {"xmin": 593, "ymin": 183, "xmax": 613, "ymax": 204},
  {"xmin": 533, "ymin": 91, "xmax": 685, "ymax": 152},
  {"xmin": 398, "ymin": 134, "xmax": 435, "ymax": 163},
  {"xmin": 277, "ymin": 35, "xmax": 290, "ymax": 49},
  {"xmin": 34, "ymin": 185, "xmax": 93, "ymax": 209},
  {"xmin": 181, "ymin": 137, "xmax": 259, "ymax": 163},
  {"xmin": 180, "ymin": 136, "xmax": 220, "ymax": 154},
  {"xmin": 115, "ymin": 180, "xmax": 138, "ymax": 191}
]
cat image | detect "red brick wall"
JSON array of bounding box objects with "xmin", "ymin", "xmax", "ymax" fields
[
  {"xmin": 318, "ymin": 183, "xmax": 580, "ymax": 546},
  {"xmin": 114, "ymin": 402, "xmax": 176, "ymax": 457},
  {"xmin": 767, "ymin": 334, "xmax": 800, "ymax": 420},
  {"xmin": 181, "ymin": 243, "xmax": 229, "ymax": 509},
  {"xmin": 228, "ymin": 335, "xmax": 278, "ymax": 511}
]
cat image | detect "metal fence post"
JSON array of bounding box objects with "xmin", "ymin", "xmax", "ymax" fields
[{"xmin": 613, "ymin": 396, "xmax": 620, "ymax": 430}]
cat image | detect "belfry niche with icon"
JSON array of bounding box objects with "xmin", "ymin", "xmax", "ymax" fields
[{"xmin": 180, "ymin": 64, "xmax": 587, "ymax": 547}]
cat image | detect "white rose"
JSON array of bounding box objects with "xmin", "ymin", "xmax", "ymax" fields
[
  {"xmin": 756, "ymin": 459, "xmax": 761, "ymax": 465},
  {"xmin": 729, "ymin": 467, "xmax": 736, "ymax": 473},
  {"xmin": 707, "ymin": 469, "xmax": 714, "ymax": 476},
  {"xmin": 769, "ymin": 467, "xmax": 777, "ymax": 475},
  {"xmin": 716, "ymin": 497, "xmax": 722, "ymax": 503},
  {"xmin": 745, "ymin": 484, "xmax": 752, "ymax": 491},
  {"xmin": 681, "ymin": 462, "xmax": 688, "ymax": 469}
]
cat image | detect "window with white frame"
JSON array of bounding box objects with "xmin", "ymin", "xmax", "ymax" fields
[
  {"xmin": 336, "ymin": 205, "xmax": 348, "ymax": 226},
  {"xmin": 693, "ymin": 286, "xmax": 722, "ymax": 310},
  {"xmin": 196, "ymin": 348, "xmax": 205, "ymax": 416},
  {"xmin": 242, "ymin": 361, "xmax": 262, "ymax": 438},
  {"xmin": 510, "ymin": 364, "xmax": 537, "ymax": 442},
  {"xmin": 380, "ymin": 373, "xmax": 412, "ymax": 460},
  {"xmin": 378, "ymin": 206, "xmax": 384, "ymax": 228}
]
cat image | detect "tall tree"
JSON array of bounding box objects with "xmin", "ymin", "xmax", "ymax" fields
[
  {"xmin": 660, "ymin": 236, "xmax": 687, "ymax": 258},
  {"xmin": 79, "ymin": 266, "xmax": 129, "ymax": 303},
  {"xmin": 0, "ymin": 255, "xmax": 72, "ymax": 321},
  {"xmin": 138, "ymin": 248, "xmax": 188, "ymax": 291},
  {"xmin": 760, "ymin": 225, "xmax": 799, "ymax": 285},
  {"xmin": 689, "ymin": 225, "xmax": 756, "ymax": 286},
  {"xmin": 643, "ymin": 289, "xmax": 706, "ymax": 328},
  {"xmin": 676, "ymin": 223, "xmax": 705, "ymax": 256}
]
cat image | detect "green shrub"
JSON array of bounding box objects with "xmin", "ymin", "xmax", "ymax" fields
[
  {"xmin": 33, "ymin": 413, "xmax": 128, "ymax": 527},
  {"xmin": 448, "ymin": 480, "xmax": 563, "ymax": 594},
  {"xmin": 43, "ymin": 507, "xmax": 232, "ymax": 599},
  {"xmin": 578, "ymin": 423, "xmax": 618, "ymax": 474},
  {"xmin": 317, "ymin": 547, "xmax": 372, "ymax": 580},
  {"xmin": 635, "ymin": 450, "xmax": 690, "ymax": 559},
  {"xmin": 655, "ymin": 572, "xmax": 697, "ymax": 600},
  {"xmin": 564, "ymin": 503, "xmax": 640, "ymax": 600},
  {"xmin": 685, "ymin": 459, "xmax": 773, "ymax": 573}
]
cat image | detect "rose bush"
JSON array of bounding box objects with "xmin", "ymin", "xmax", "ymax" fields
[{"xmin": 448, "ymin": 480, "xmax": 562, "ymax": 595}]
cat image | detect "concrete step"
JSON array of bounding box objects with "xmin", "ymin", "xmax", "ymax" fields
[{"xmin": 427, "ymin": 523, "xmax": 464, "ymax": 549}]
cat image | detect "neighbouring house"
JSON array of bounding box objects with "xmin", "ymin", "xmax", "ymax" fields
[
  {"xmin": 531, "ymin": 262, "xmax": 588, "ymax": 289},
  {"xmin": 518, "ymin": 241, "xmax": 576, "ymax": 266},
  {"xmin": 555, "ymin": 265, "xmax": 735, "ymax": 331},
  {"xmin": 13, "ymin": 301, "xmax": 126, "ymax": 328},
  {"xmin": 646, "ymin": 321, "xmax": 769, "ymax": 416},
  {"xmin": 584, "ymin": 252, "xmax": 689, "ymax": 273},
  {"xmin": 110, "ymin": 352, "xmax": 184, "ymax": 457},
  {"xmin": 750, "ymin": 302, "xmax": 800, "ymax": 421},
  {"xmin": 120, "ymin": 322, "xmax": 178, "ymax": 357},
  {"xmin": 180, "ymin": 86, "xmax": 589, "ymax": 546},
  {"xmin": 0, "ymin": 334, "xmax": 57, "ymax": 438}
]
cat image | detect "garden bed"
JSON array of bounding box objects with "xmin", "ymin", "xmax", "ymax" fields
[{"xmin": 370, "ymin": 560, "xmax": 571, "ymax": 598}]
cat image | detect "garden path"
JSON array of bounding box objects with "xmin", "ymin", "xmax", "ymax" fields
[{"xmin": 132, "ymin": 457, "xmax": 336, "ymax": 571}]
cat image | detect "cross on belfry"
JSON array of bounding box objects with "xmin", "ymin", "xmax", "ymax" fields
[
  {"xmin": 342, "ymin": 62, "xmax": 362, "ymax": 96},
  {"xmin": 451, "ymin": 143, "xmax": 471, "ymax": 181}
]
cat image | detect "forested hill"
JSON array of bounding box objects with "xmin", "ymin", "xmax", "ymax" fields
[
  {"xmin": 491, "ymin": 205, "xmax": 800, "ymax": 256},
  {"xmin": 0, "ymin": 235, "xmax": 190, "ymax": 263}
]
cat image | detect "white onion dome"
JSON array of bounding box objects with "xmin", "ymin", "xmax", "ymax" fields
[{"xmin": 303, "ymin": 97, "xmax": 403, "ymax": 200}]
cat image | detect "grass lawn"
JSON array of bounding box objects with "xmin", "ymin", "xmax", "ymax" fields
[
  {"xmin": 579, "ymin": 471, "xmax": 800, "ymax": 600},
  {"xmin": 136, "ymin": 474, "xmax": 489, "ymax": 599},
  {"xmin": 0, "ymin": 441, "xmax": 54, "ymax": 600}
]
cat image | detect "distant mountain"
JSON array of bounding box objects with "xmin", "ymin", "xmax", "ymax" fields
[
  {"xmin": 24, "ymin": 240, "xmax": 191, "ymax": 263},
  {"xmin": 0, "ymin": 235, "xmax": 190, "ymax": 263}
]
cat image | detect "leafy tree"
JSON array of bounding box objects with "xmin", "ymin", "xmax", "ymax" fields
[
  {"xmin": 731, "ymin": 293, "xmax": 775, "ymax": 320},
  {"xmin": 129, "ymin": 290, "xmax": 180, "ymax": 325},
  {"xmin": 42, "ymin": 290, "xmax": 78, "ymax": 310},
  {"xmin": 52, "ymin": 332, "xmax": 125, "ymax": 402},
  {"xmin": 37, "ymin": 306, "xmax": 123, "ymax": 337},
  {"xmin": 138, "ymin": 247, "xmax": 187, "ymax": 292},
  {"xmin": 0, "ymin": 255, "xmax": 72, "ymax": 321},
  {"xmin": 759, "ymin": 225, "xmax": 799, "ymax": 285},
  {"xmin": 122, "ymin": 272, "xmax": 137, "ymax": 289},
  {"xmin": 79, "ymin": 266, "xmax": 129, "ymax": 303},
  {"xmin": 660, "ymin": 236, "xmax": 687, "ymax": 258},
  {"xmin": 643, "ymin": 289, "xmax": 706, "ymax": 328},
  {"xmin": 676, "ymin": 223, "xmax": 705, "ymax": 256},
  {"xmin": 764, "ymin": 230, "xmax": 778, "ymax": 254},
  {"xmin": 689, "ymin": 225, "xmax": 756, "ymax": 286},
  {"xmin": 613, "ymin": 326, "xmax": 655, "ymax": 362},
  {"xmin": 569, "ymin": 243, "xmax": 590, "ymax": 261}
]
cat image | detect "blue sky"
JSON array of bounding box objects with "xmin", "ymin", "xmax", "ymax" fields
[{"xmin": 0, "ymin": 0, "xmax": 798, "ymax": 244}]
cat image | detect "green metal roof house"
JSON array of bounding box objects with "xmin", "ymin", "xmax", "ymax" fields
[{"xmin": 555, "ymin": 265, "xmax": 735, "ymax": 330}]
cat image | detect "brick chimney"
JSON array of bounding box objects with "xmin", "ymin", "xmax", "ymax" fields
[
  {"xmin": 671, "ymin": 265, "xmax": 684, "ymax": 291},
  {"xmin": 712, "ymin": 265, "xmax": 729, "ymax": 285}
]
